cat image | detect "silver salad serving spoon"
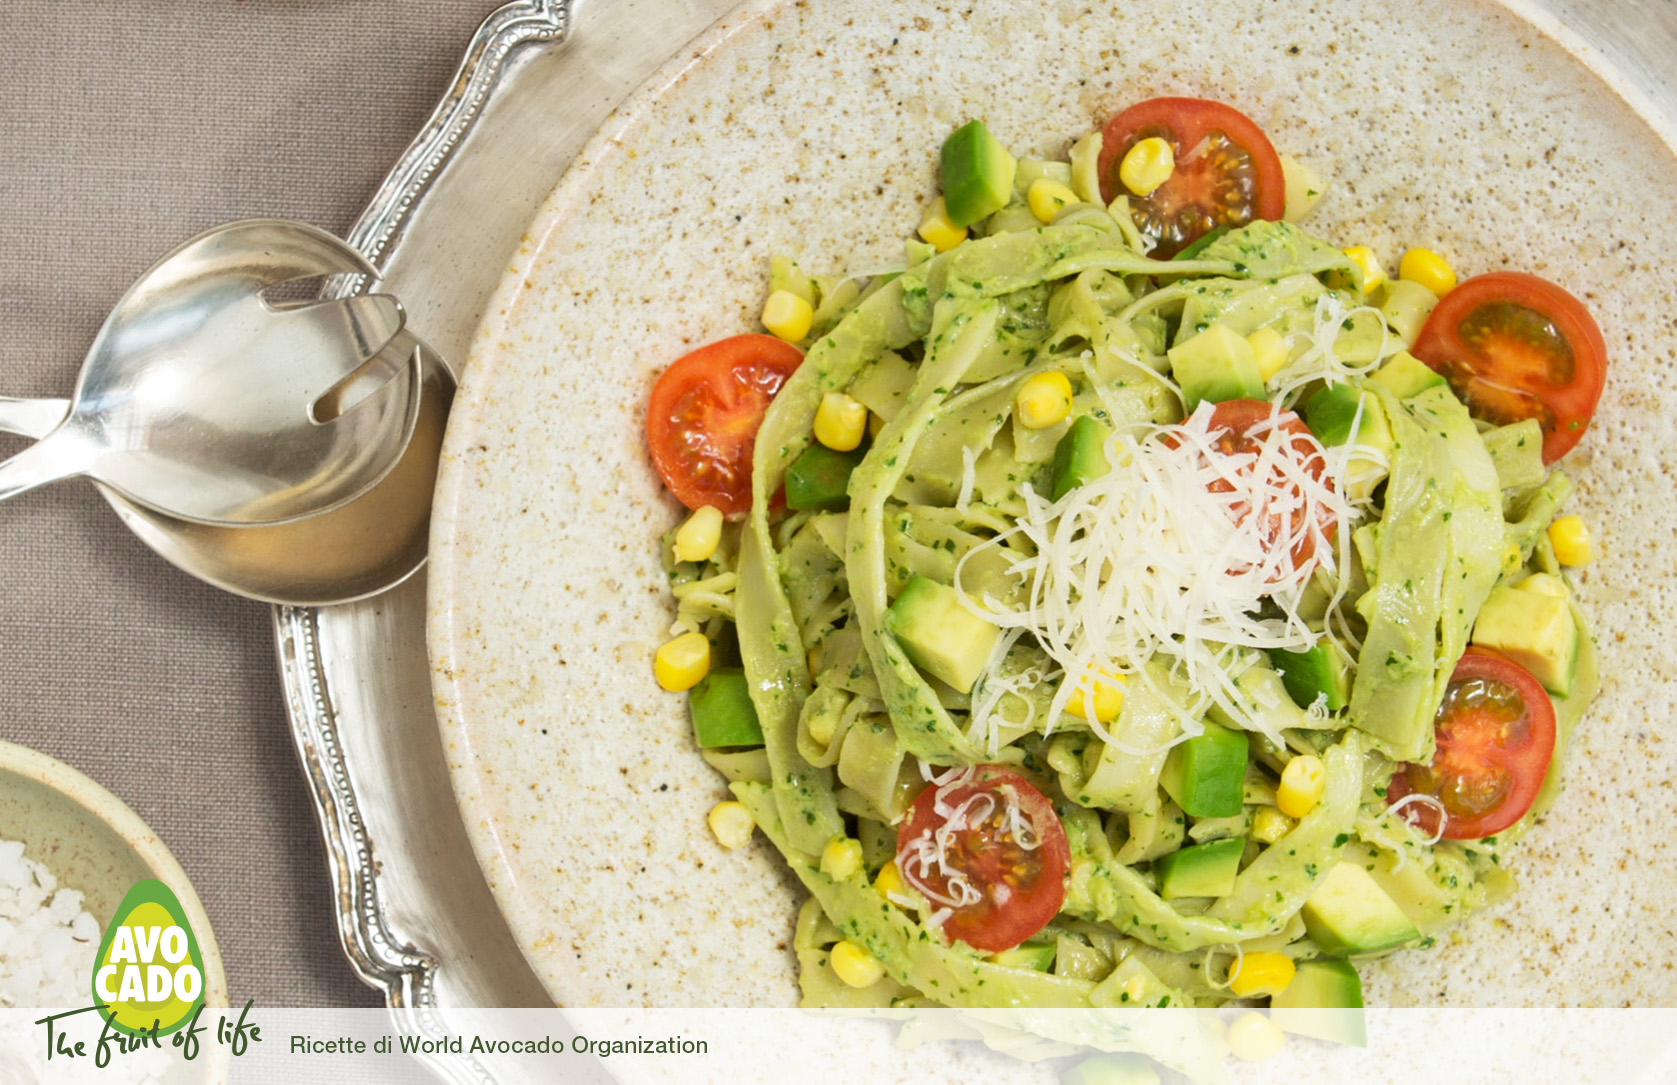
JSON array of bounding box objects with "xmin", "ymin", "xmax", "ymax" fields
[{"xmin": 0, "ymin": 219, "xmax": 420, "ymax": 525}]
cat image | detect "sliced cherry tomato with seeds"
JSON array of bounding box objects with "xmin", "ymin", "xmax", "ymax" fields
[
  {"xmin": 1411, "ymin": 271, "xmax": 1606, "ymax": 463},
  {"xmin": 645, "ymin": 334, "xmax": 803, "ymax": 516},
  {"xmin": 1097, "ymin": 97, "xmax": 1286, "ymax": 258},
  {"xmin": 1387, "ymin": 647, "xmax": 1557, "ymax": 840},
  {"xmin": 895, "ymin": 765, "xmax": 1069, "ymax": 953}
]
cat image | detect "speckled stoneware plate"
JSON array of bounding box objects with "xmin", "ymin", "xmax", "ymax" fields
[{"xmin": 430, "ymin": 0, "xmax": 1677, "ymax": 1007}]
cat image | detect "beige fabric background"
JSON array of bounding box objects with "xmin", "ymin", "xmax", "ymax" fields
[{"xmin": 0, "ymin": 0, "xmax": 499, "ymax": 1007}]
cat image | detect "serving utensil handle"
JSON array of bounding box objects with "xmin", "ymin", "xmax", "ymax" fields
[
  {"xmin": 0, "ymin": 396, "xmax": 70, "ymax": 440},
  {"xmin": 0, "ymin": 431, "xmax": 91, "ymax": 506}
]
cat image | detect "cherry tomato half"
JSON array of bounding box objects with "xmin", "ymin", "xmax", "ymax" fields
[
  {"xmin": 1387, "ymin": 647, "xmax": 1557, "ymax": 840},
  {"xmin": 1167, "ymin": 399, "xmax": 1335, "ymax": 574},
  {"xmin": 645, "ymin": 334, "xmax": 803, "ymax": 516},
  {"xmin": 895, "ymin": 765, "xmax": 1069, "ymax": 953},
  {"xmin": 1411, "ymin": 271, "xmax": 1606, "ymax": 463},
  {"xmin": 1096, "ymin": 97, "xmax": 1286, "ymax": 259}
]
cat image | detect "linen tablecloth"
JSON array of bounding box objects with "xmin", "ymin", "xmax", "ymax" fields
[{"xmin": 0, "ymin": 0, "xmax": 501, "ymax": 1007}]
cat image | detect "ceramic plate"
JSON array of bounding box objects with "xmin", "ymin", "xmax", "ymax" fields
[
  {"xmin": 430, "ymin": 0, "xmax": 1677, "ymax": 1007},
  {"xmin": 0, "ymin": 740, "xmax": 229, "ymax": 1081}
]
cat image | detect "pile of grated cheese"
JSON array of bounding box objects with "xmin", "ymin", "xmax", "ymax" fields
[{"xmin": 966, "ymin": 399, "xmax": 1360, "ymax": 749}]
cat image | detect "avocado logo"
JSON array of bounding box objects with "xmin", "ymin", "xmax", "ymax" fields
[{"xmin": 90, "ymin": 879, "xmax": 206, "ymax": 1037}]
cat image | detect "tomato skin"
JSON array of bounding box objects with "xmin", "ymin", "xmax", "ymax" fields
[
  {"xmin": 1387, "ymin": 648, "xmax": 1557, "ymax": 840},
  {"xmin": 645, "ymin": 334, "xmax": 803, "ymax": 516},
  {"xmin": 895, "ymin": 765, "xmax": 1069, "ymax": 953},
  {"xmin": 1096, "ymin": 97, "xmax": 1286, "ymax": 258},
  {"xmin": 1411, "ymin": 271, "xmax": 1606, "ymax": 463},
  {"xmin": 1172, "ymin": 399, "xmax": 1334, "ymax": 573}
]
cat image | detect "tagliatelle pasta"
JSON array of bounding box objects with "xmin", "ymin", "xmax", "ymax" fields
[{"xmin": 652, "ymin": 101, "xmax": 1602, "ymax": 1047}]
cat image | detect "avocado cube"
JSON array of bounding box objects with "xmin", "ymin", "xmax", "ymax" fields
[
  {"xmin": 1154, "ymin": 836, "xmax": 1246, "ymax": 900},
  {"xmin": 939, "ymin": 120, "xmax": 1017, "ymax": 228},
  {"xmin": 785, "ymin": 442, "xmax": 867, "ymax": 511},
  {"xmin": 1058, "ymin": 1053, "xmax": 1160, "ymax": 1085},
  {"xmin": 1301, "ymin": 861, "xmax": 1419, "ymax": 956},
  {"xmin": 689, "ymin": 668, "xmax": 765, "ymax": 748},
  {"xmin": 1159, "ymin": 722, "xmax": 1249, "ymax": 818},
  {"xmin": 1270, "ymin": 958, "xmax": 1367, "ymax": 1047},
  {"xmin": 1470, "ymin": 582, "xmax": 1579, "ymax": 696},
  {"xmin": 1167, "ymin": 323, "xmax": 1267, "ymax": 411},
  {"xmin": 1049, "ymin": 415, "xmax": 1112, "ymax": 500},
  {"xmin": 886, "ymin": 574, "xmax": 1000, "ymax": 694},
  {"xmin": 1370, "ymin": 349, "xmax": 1446, "ymax": 399},
  {"xmin": 990, "ymin": 942, "xmax": 1056, "ymax": 972},
  {"xmin": 1269, "ymin": 640, "xmax": 1351, "ymax": 712},
  {"xmin": 1302, "ymin": 382, "xmax": 1391, "ymax": 450},
  {"xmin": 1302, "ymin": 383, "xmax": 1395, "ymax": 500}
]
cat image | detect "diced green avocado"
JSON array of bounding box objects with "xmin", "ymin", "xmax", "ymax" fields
[
  {"xmin": 1301, "ymin": 861, "xmax": 1420, "ymax": 956},
  {"xmin": 1269, "ymin": 640, "xmax": 1351, "ymax": 712},
  {"xmin": 1302, "ymin": 382, "xmax": 1390, "ymax": 450},
  {"xmin": 1159, "ymin": 722, "xmax": 1249, "ymax": 818},
  {"xmin": 940, "ymin": 120, "xmax": 1017, "ymax": 228},
  {"xmin": 1168, "ymin": 323, "xmax": 1267, "ymax": 411},
  {"xmin": 785, "ymin": 442, "xmax": 866, "ymax": 511},
  {"xmin": 1470, "ymin": 581, "xmax": 1579, "ymax": 696},
  {"xmin": 1050, "ymin": 414, "xmax": 1112, "ymax": 500},
  {"xmin": 689, "ymin": 668, "xmax": 765, "ymax": 748},
  {"xmin": 886, "ymin": 574, "xmax": 1001, "ymax": 694},
  {"xmin": 1370, "ymin": 349, "xmax": 1446, "ymax": 399},
  {"xmin": 1302, "ymin": 381, "xmax": 1396, "ymax": 498},
  {"xmin": 1154, "ymin": 836, "xmax": 1246, "ymax": 900},
  {"xmin": 1058, "ymin": 1052, "xmax": 1161, "ymax": 1085},
  {"xmin": 990, "ymin": 942, "xmax": 1056, "ymax": 972},
  {"xmin": 1270, "ymin": 958, "xmax": 1367, "ymax": 1047}
]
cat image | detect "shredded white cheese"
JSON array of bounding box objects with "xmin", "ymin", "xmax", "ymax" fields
[
  {"xmin": 962, "ymin": 398, "xmax": 1359, "ymax": 748},
  {"xmin": 897, "ymin": 770, "xmax": 1042, "ymax": 918}
]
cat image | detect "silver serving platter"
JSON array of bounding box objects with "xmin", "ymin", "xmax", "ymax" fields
[{"xmin": 273, "ymin": 0, "xmax": 1677, "ymax": 1081}]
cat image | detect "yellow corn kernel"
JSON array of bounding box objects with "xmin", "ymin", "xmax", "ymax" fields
[
  {"xmin": 761, "ymin": 288, "xmax": 814, "ymax": 342},
  {"xmin": 874, "ymin": 861, "xmax": 908, "ymax": 900},
  {"xmin": 918, "ymin": 196, "xmax": 967, "ymax": 252},
  {"xmin": 1399, "ymin": 247, "xmax": 1458, "ymax": 297},
  {"xmin": 1276, "ymin": 754, "xmax": 1327, "ymax": 819},
  {"xmin": 1027, "ymin": 177, "xmax": 1079, "ymax": 223},
  {"xmin": 813, "ymin": 392, "xmax": 867, "ymax": 452},
  {"xmin": 1548, "ymin": 515, "xmax": 1595, "ymax": 566},
  {"xmin": 830, "ymin": 940, "xmax": 886, "ymax": 988},
  {"xmin": 1251, "ymin": 806, "xmax": 1295, "ymax": 845},
  {"xmin": 653, "ymin": 631, "xmax": 711, "ymax": 691},
  {"xmin": 672, "ymin": 505, "xmax": 724, "ymax": 563},
  {"xmin": 1116, "ymin": 972, "xmax": 1148, "ymax": 1005},
  {"xmin": 1342, "ymin": 246, "xmax": 1386, "ymax": 294},
  {"xmin": 1227, "ymin": 1011, "xmax": 1286, "ymax": 1062},
  {"xmin": 1063, "ymin": 668, "xmax": 1127, "ymax": 724},
  {"xmin": 820, "ymin": 836, "xmax": 864, "ymax": 881},
  {"xmin": 1247, "ymin": 326, "xmax": 1289, "ymax": 382},
  {"xmin": 1119, "ymin": 136, "xmax": 1175, "ymax": 197},
  {"xmin": 707, "ymin": 801, "xmax": 755, "ymax": 849},
  {"xmin": 1227, "ymin": 952, "xmax": 1296, "ymax": 998},
  {"xmin": 1015, "ymin": 371, "xmax": 1074, "ymax": 429}
]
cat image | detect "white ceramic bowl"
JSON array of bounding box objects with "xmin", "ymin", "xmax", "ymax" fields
[{"xmin": 0, "ymin": 740, "xmax": 227, "ymax": 1006}]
